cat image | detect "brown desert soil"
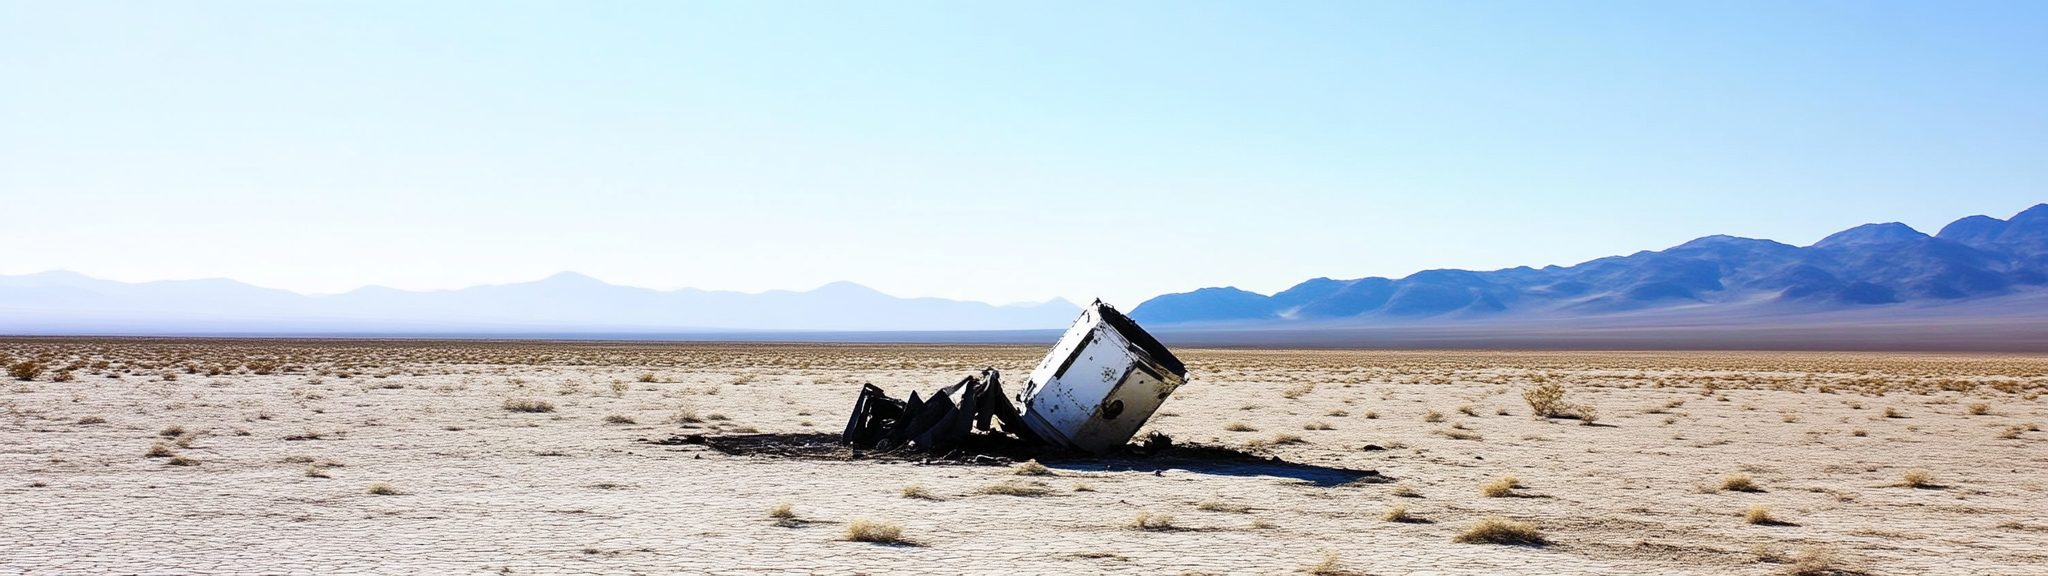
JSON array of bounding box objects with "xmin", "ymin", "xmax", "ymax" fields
[{"xmin": 2, "ymin": 338, "xmax": 2046, "ymax": 575}]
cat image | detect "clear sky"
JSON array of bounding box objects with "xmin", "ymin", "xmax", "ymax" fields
[{"xmin": 3, "ymin": 1, "xmax": 2044, "ymax": 308}]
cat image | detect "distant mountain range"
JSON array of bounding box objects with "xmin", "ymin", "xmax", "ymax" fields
[
  {"xmin": 0, "ymin": 271, "xmax": 1079, "ymax": 334},
  {"xmin": 1129, "ymin": 204, "xmax": 2048, "ymax": 333}
]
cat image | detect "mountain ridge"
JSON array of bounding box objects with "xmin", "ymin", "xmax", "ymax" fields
[{"xmin": 1131, "ymin": 204, "xmax": 2048, "ymax": 326}]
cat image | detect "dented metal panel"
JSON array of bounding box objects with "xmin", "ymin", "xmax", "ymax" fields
[{"xmin": 1018, "ymin": 300, "xmax": 1187, "ymax": 454}]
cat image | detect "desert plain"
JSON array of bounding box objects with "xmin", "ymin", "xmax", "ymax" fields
[{"xmin": 2, "ymin": 338, "xmax": 2045, "ymax": 576}]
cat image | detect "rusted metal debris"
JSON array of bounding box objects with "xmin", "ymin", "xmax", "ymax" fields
[{"xmin": 842, "ymin": 300, "xmax": 1188, "ymax": 455}]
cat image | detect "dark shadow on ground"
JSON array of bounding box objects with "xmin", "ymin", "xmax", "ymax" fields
[{"xmin": 639, "ymin": 432, "xmax": 1389, "ymax": 487}]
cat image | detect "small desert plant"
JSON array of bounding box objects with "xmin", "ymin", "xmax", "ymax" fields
[
  {"xmin": 1196, "ymin": 500, "xmax": 1250, "ymax": 513},
  {"xmin": 502, "ymin": 398, "xmax": 555, "ymax": 413},
  {"xmin": 1882, "ymin": 407, "xmax": 1901, "ymax": 418},
  {"xmin": 305, "ymin": 465, "xmax": 331, "ymax": 478},
  {"xmin": 1783, "ymin": 547, "xmax": 1840, "ymax": 576},
  {"xmin": 844, "ymin": 518, "xmax": 906, "ymax": 543},
  {"xmin": 1012, "ymin": 459, "xmax": 1053, "ymax": 476},
  {"xmin": 1901, "ymin": 468, "xmax": 1936, "ymax": 488},
  {"xmin": 1390, "ymin": 483, "xmax": 1421, "ymax": 497},
  {"xmin": 1722, "ymin": 474, "xmax": 1762, "ymax": 492},
  {"xmin": 1457, "ymin": 405, "xmax": 1478, "ymax": 416},
  {"xmin": 975, "ymin": 481, "xmax": 1052, "ymax": 497},
  {"xmin": 1129, "ymin": 510, "xmax": 1175, "ymax": 530},
  {"xmin": 1851, "ymin": 428, "xmax": 1867, "ymax": 437},
  {"xmin": 1382, "ymin": 503, "xmax": 1419, "ymax": 522},
  {"xmin": 8, "ymin": 360, "xmax": 46, "ymax": 381},
  {"xmin": 366, "ymin": 482, "xmax": 401, "ymax": 495},
  {"xmin": 636, "ymin": 373, "xmax": 657, "ymax": 383},
  {"xmin": 158, "ymin": 425, "xmax": 186, "ymax": 437},
  {"xmin": 1303, "ymin": 421, "xmax": 1334, "ymax": 430},
  {"xmin": 145, "ymin": 442, "xmax": 175, "ymax": 458},
  {"xmin": 1453, "ymin": 515, "xmax": 1546, "ymax": 545},
  {"xmin": 1224, "ymin": 421, "xmax": 1256, "ymax": 432},
  {"xmin": 166, "ymin": 455, "xmax": 199, "ymax": 466},
  {"xmin": 1280, "ymin": 383, "xmax": 1315, "ymax": 399},
  {"xmin": 602, "ymin": 413, "xmax": 636, "ymax": 424},
  {"xmin": 1968, "ymin": 402, "xmax": 1990, "ymax": 415},
  {"xmin": 768, "ymin": 501, "xmax": 795, "ymax": 520},
  {"xmin": 666, "ymin": 403, "xmax": 703, "ymax": 424},
  {"xmin": 1523, "ymin": 382, "xmax": 1568, "ymax": 417},
  {"xmin": 77, "ymin": 415, "xmax": 107, "ymax": 424},
  {"xmin": 1305, "ymin": 550, "xmax": 1344, "ymax": 575},
  {"xmin": 1743, "ymin": 504, "xmax": 1776, "ymax": 524},
  {"xmin": 1423, "ymin": 409, "xmax": 1445, "ymax": 422},
  {"xmin": 1481, "ymin": 476, "xmax": 1519, "ymax": 497},
  {"xmin": 1363, "ymin": 411, "xmax": 1380, "ymax": 419},
  {"xmin": 901, "ymin": 484, "xmax": 939, "ymax": 500},
  {"xmin": 1072, "ymin": 482, "xmax": 1095, "ymax": 492}
]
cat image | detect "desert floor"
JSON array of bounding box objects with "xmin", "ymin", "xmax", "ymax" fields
[{"xmin": 3, "ymin": 339, "xmax": 2046, "ymax": 576}]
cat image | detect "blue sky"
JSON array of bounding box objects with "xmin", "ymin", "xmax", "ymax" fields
[{"xmin": 2, "ymin": 1, "xmax": 2043, "ymax": 307}]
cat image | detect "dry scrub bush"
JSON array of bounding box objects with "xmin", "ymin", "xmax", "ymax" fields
[
  {"xmin": 602, "ymin": 413, "xmax": 636, "ymax": 424},
  {"xmin": 1305, "ymin": 550, "xmax": 1344, "ymax": 575},
  {"xmin": 1524, "ymin": 382, "xmax": 1568, "ymax": 417},
  {"xmin": 1224, "ymin": 421, "xmax": 1256, "ymax": 432},
  {"xmin": 1743, "ymin": 504, "xmax": 1776, "ymax": 524},
  {"xmin": 145, "ymin": 442, "xmax": 174, "ymax": 458},
  {"xmin": 900, "ymin": 484, "xmax": 939, "ymax": 500},
  {"xmin": 1363, "ymin": 411, "xmax": 1380, "ymax": 419},
  {"xmin": 976, "ymin": 481, "xmax": 1052, "ymax": 497},
  {"xmin": 77, "ymin": 415, "xmax": 106, "ymax": 424},
  {"xmin": 1196, "ymin": 500, "xmax": 1250, "ymax": 513},
  {"xmin": 1968, "ymin": 403, "xmax": 1990, "ymax": 415},
  {"xmin": 1281, "ymin": 383, "xmax": 1315, "ymax": 399},
  {"xmin": 158, "ymin": 425, "xmax": 185, "ymax": 438},
  {"xmin": 1453, "ymin": 516, "xmax": 1545, "ymax": 545},
  {"xmin": 1303, "ymin": 421, "xmax": 1334, "ymax": 430},
  {"xmin": 1423, "ymin": 409, "xmax": 1445, "ymax": 423},
  {"xmin": 166, "ymin": 455, "xmax": 199, "ymax": 466},
  {"xmin": 1902, "ymin": 469, "xmax": 1936, "ymax": 488},
  {"xmin": 844, "ymin": 518, "xmax": 906, "ymax": 543},
  {"xmin": 1782, "ymin": 547, "xmax": 1839, "ymax": 576},
  {"xmin": 1390, "ymin": 483, "xmax": 1422, "ymax": 497},
  {"xmin": 1458, "ymin": 405, "xmax": 1478, "ymax": 416},
  {"xmin": 366, "ymin": 483, "xmax": 400, "ymax": 495},
  {"xmin": 304, "ymin": 466, "xmax": 331, "ymax": 478},
  {"xmin": 1381, "ymin": 503, "xmax": 1418, "ymax": 522},
  {"xmin": 1481, "ymin": 476, "xmax": 1519, "ymax": 497},
  {"xmin": 1012, "ymin": 459, "xmax": 1053, "ymax": 476},
  {"xmin": 1722, "ymin": 474, "xmax": 1763, "ymax": 492},
  {"xmin": 768, "ymin": 501, "xmax": 795, "ymax": 520},
  {"xmin": 503, "ymin": 398, "xmax": 555, "ymax": 413},
  {"xmin": 1883, "ymin": 407, "xmax": 1902, "ymax": 418},
  {"xmin": 1129, "ymin": 510, "xmax": 1175, "ymax": 531}
]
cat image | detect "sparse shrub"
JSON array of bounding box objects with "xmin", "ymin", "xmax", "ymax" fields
[
  {"xmin": 1224, "ymin": 421, "xmax": 1256, "ymax": 432},
  {"xmin": 502, "ymin": 398, "xmax": 555, "ymax": 413},
  {"xmin": 1722, "ymin": 474, "xmax": 1762, "ymax": 492},
  {"xmin": 1437, "ymin": 428, "xmax": 1483, "ymax": 441},
  {"xmin": 1129, "ymin": 510, "xmax": 1175, "ymax": 530},
  {"xmin": 1851, "ymin": 428, "xmax": 1867, "ymax": 437},
  {"xmin": 1391, "ymin": 483, "xmax": 1421, "ymax": 497},
  {"xmin": 1481, "ymin": 476, "xmax": 1519, "ymax": 497},
  {"xmin": 305, "ymin": 465, "xmax": 331, "ymax": 478},
  {"xmin": 637, "ymin": 373, "xmax": 657, "ymax": 383},
  {"xmin": 1783, "ymin": 547, "xmax": 1839, "ymax": 576},
  {"xmin": 1457, "ymin": 405, "xmax": 1477, "ymax": 416},
  {"xmin": 1743, "ymin": 504, "xmax": 1776, "ymax": 524},
  {"xmin": 1196, "ymin": 500, "xmax": 1250, "ymax": 513},
  {"xmin": 768, "ymin": 501, "xmax": 795, "ymax": 520},
  {"xmin": 1901, "ymin": 469, "xmax": 1936, "ymax": 488},
  {"xmin": 1781, "ymin": 413, "xmax": 1799, "ymax": 423},
  {"xmin": 1012, "ymin": 459, "xmax": 1053, "ymax": 476},
  {"xmin": 145, "ymin": 442, "xmax": 175, "ymax": 458},
  {"xmin": 901, "ymin": 484, "xmax": 939, "ymax": 500},
  {"xmin": 705, "ymin": 413, "xmax": 730, "ymax": 421},
  {"xmin": 1453, "ymin": 515, "xmax": 1545, "ymax": 545},
  {"xmin": 1423, "ymin": 409, "xmax": 1444, "ymax": 422},
  {"xmin": 1281, "ymin": 383, "xmax": 1315, "ymax": 399},
  {"xmin": 166, "ymin": 455, "xmax": 198, "ymax": 466},
  {"xmin": 602, "ymin": 413, "xmax": 636, "ymax": 424},
  {"xmin": 1363, "ymin": 411, "xmax": 1380, "ymax": 419},
  {"xmin": 366, "ymin": 482, "xmax": 400, "ymax": 495},
  {"xmin": 975, "ymin": 481, "xmax": 1052, "ymax": 497},
  {"xmin": 1305, "ymin": 550, "xmax": 1344, "ymax": 575},
  {"xmin": 1882, "ymin": 407, "xmax": 1901, "ymax": 418},
  {"xmin": 1524, "ymin": 382, "xmax": 1568, "ymax": 417},
  {"xmin": 1072, "ymin": 482, "xmax": 1095, "ymax": 492},
  {"xmin": 159, "ymin": 425, "xmax": 186, "ymax": 437},
  {"xmin": 1967, "ymin": 403, "xmax": 1989, "ymax": 415},
  {"xmin": 844, "ymin": 518, "xmax": 906, "ymax": 543},
  {"xmin": 77, "ymin": 415, "xmax": 106, "ymax": 424},
  {"xmin": 9, "ymin": 360, "xmax": 46, "ymax": 381},
  {"xmin": 1382, "ymin": 503, "xmax": 1418, "ymax": 522},
  {"xmin": 1303, "ymin": 421, "xmax": 1334, "ymax": 430}
]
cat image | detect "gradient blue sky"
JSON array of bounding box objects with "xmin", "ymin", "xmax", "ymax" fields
[{"xmin": 3, "ymin": 1, "xmax": 2044, "ymax": 307}]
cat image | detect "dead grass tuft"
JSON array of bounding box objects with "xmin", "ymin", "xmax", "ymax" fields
[
  {"xmin": 366, "ymin": 482, "xmax": 400, "ymax": 495},
  {"xmin": 901, "ymin": 484, "xmax": 940, "ymax": 500},
  {"xmin": 768, "ymin": 501, "xmax": 795, "ymax": 520},
  {"xmin": 1196, "ymin": 500, "xmax": 1250, "ymax": 513},
  {"xmin": 1722, "ymin": 474, "xmax": 1763, "ymax": 492},
  {"xmin": 1901, "ymin": 468, "xmax": 1937, "ymax": 488},
  {"xmin": 602, "ymin": 413, "xmax": 636, "ymax": 424},
  {"xmin": 1453, "ymin": 515, "xmax": 1546, "ymax": 545},
  {"xmin": 1382, "ymin": 503, "xmax": 1424, "ymax": 523},
  {"xmin": 145, "ymin": 442, "xmax": 175, "ymax": 458},
  {"xmin": 166, "ymin": 455, "xmax": 199, "ymax": 466},
  {"xmin": 1967, "ymin": 402, "xmax": 1990, "ymax": 415},
  {"xmin": 976, "ymin": 480, "xmax": 1052, "ymax": 497},
  {"xmin": 843, "ymin": 518, "xmax": 907, "ymax": 543},
  {"xmin": 1129, "ymin": 510, "xmax": 1175, "ymax": 531},
  {"xmin": 1481, "ymin": 476, "xmax": 1520, "ymax": 498},
  {"xmin": 1224, "ymin": 421, "xmax": 1256, "ymax": 432},
  {"xmin": 1012, "ymin": 459, "xmax": 1053, "ymax": 476},
  {"xmin": 1781, "ymin": 547, "xmax": 1840, "ymax": 576},
  {"xmin": 77, "ymin": 415, "xmax": 106, "ymax": 424},
  {"xmin": 502, "ymin": 398, "xmax": 555, "ymax": 413},
  {"xmin": 1743, "ymin": 504, "xmax": 1777, "ymax": 524}
]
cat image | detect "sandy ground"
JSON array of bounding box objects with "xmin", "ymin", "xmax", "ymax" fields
[{"xmin": 3, "ymin": 339, "xmax": 2047, "ymax": 576}]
